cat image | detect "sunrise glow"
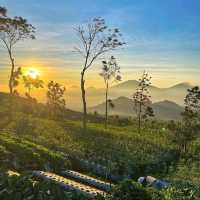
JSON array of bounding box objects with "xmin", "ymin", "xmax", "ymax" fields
[{"xmin": 26, "ymin": 68, "xmax": 40, "ymax": 79}]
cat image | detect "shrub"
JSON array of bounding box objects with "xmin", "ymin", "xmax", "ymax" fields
[
  {"xmin": 163, "ymin": 182, "xmax": 200, "ymax": 200},
  {"xmin": 109, "ymin": 180, "xmax": 151, "ymax": 200},
  {"xmin": 0, "ymin": 173, "xmax": 82, "ymax": 200}
]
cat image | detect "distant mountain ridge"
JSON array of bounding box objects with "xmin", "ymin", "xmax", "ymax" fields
[
  {"xmin": 111, "ymin": 80, "xmax": 194, "ymax": 107},
  {"xmin": 66, "ymin": 80, "xmax": 196, "ymax": 111},
  {"xmin": 89, "ymin": 96, "xmax": 184, "ymax": 120},
  {"xmin": 110, "ymin": 80, "xmax": 193, "ymax": 91}
]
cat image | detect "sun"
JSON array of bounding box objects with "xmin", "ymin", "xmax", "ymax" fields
[{"xmin": 26, "ymin": 68, "xmax": 40, "ymax": 79}]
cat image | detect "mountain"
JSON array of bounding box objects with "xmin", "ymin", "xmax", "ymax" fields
[
  {"xmin": 89, "ymin": 96, "xmax": 184, "ymax": 120},
  {"xmin": 112, "ymin": 80, "xmax": 140, "ymax": 89},
  {"xmin": 108, "ymin": 80, "xmax": 192, "ymax": 106},
  {"xmin": 112, "ymin": 80, "xmax": 160, "ymax": 90},
  {"xmin": 167, "ymin": 82, "xmax": 192, "ymax": 90},
  {"xmin": 66, "ymin": 80, "xmax": 194, "ymax": 111},
  {"xmin": 152, "ymin": 100, "xmax": 184, "ymax": 120}
]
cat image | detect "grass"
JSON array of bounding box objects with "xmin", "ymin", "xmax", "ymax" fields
[
  {"xmin": 1, "ymin": 112, "xmax": 177, "ymax": 179},
  {"xmin": 0, "ymin": 132, "xmax": 71, "ymax": 172}
]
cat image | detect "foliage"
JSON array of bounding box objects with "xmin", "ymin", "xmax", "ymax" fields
[
  {"xmin": 168, "ymin": 121, "xmax": 198, "ymax": 154},
  {"xmin": 76, "ymin": 17, "xmax": 125, "ymax": 129},
  {"xmin": 184, "ymin": 86, "xmax": 200, "ymax": 119},
  {"xmin": 167, "ymin": 87, "xmax": 200, "ymax": 154},
  {"xmin": 47, "ymin": 81, "xmax": 66, "ymax": 119},
  {"xmin": 107, "ymin": 179, "xmax": 200, "ymax": 200},
  {"xmin": 23, "ymin": 74, "xmax": 44, "ymax": 98},
  {"xmin": 132, "ymin": 71, "xmax": 154, "ymax": 134},
  {"xmin": 108, "ymin": 180, "xmax": 162, "ymax": 200},
  {"xmin": 100, "ymin": 56, "xmax": 121, "ymax": 128},
  {"xmin": 0, "ymin": 6, "xmax": 7, "ymax": 17},
  {"xmin": 163, "ymin": 181, "xmax": 200, "ymax": 200},
  {"xmin": 12, "ymin": 66, "xmax": 22, "ymax": 95},
  {"xmin": 0, "ymin": 132, "xmax": 71, "ymax": 172},
  {"xmin": 0, "ymin": 94, "xmax": 200, "ymax": 199},
  {"xmin": 0, "ymin": 9, "xmax": 35, "ymax": 93},
  {"xmin": 0, "ymin": 173, "xmax": 82, "ymax": 200}
]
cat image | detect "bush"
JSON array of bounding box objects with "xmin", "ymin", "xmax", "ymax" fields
[
  {"xmin": 0, "ymin": 133, "xmax": 71, "ymax": 172},
  {"xmin": 108, "ymin": 180, "xmax": 200, "ymax": 200},
  {"xmin": 109, "ymin": 180, "xmax": 152, "ymax": 200},
  {"xmin": 0, "ymin": 173, "xmax": 82, "ymax": 200},
  {"xmin": 163, "ymin": 182, "xmax": 200, "ymax": 200}
]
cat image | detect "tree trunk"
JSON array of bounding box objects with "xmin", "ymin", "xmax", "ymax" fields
[
  {"xmin": 81, "ymin": 70, "xmax": 87, "ymax": 130},
  {"xmin": 8, "ymin": 49, "xmax": 15, "ymax": 94},
  {"xmin": 105, "ymin": 82, "xmax": 109, "ymax": 129},
  {"xmin": 138, "ymin": 102, "xmax": 142, "ymax": 134}
]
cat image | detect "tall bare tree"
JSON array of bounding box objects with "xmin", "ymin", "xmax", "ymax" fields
[
  {"xmin": 0, "ymin": 8, "xmax": 35, "ymax": 94},
  {"xmin": 132, "ymin": 71, "xmax": 154, "ymax": 134},
  {"xmin": 75, "ymin": 17, "xmax": 125, "ymax": 130},
  {"xmin": 100, "ymin": 56, "xmax": 121, "ymax": 128}
]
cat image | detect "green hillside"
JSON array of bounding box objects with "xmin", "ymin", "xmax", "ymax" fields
[{"xmin": 0, "ymin": 93, "xmax": 200, "ymax": 199}]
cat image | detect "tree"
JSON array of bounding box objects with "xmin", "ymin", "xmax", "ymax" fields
[
  {"xmin": 23, "ymin": 75, "xmax": 43, "ymax": 99},
  {"xmin": 183, "ymin": 86, "xmax": 200, "ymax": 121},
  {"xmin": 168, "ymin": 86, "xmax": 200, "ymax": 154},
  {"xmin": 100, "ymin": 56, "xmax": 121, "ymax": 128},
  {"xmin": 46, "ymin": 81, "xmax": 66, "ymax": 118},
  {"xmin": 0, "ymin": 7, "xmax": 7, "ymax": 17},
  {"xmin": 75, "ymin": 17, "xmax": 125, "ymax": 130},
  {"xmin": 132, "ymin": 71, "xmax": 154, "ymax": 134},
  {"xmin": 168, "ymin": 121, "xmax": 196, "ymax": 154},
  {"xmin": 0, "ymin": 9, "xmax": 35, "ymax": 94},
  {"xmin": 12, "ymin": 66, "xmax": 22, "ymax": 95}
]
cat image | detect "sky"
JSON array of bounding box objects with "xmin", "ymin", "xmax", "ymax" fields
[{"xmin": 0, "ymin": 0, "xmax": 200, "ymax": 93}]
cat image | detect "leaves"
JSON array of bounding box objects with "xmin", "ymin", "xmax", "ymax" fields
[
  {"xmin": 23, "ymin": 75, "xmax": 44, "ymax": 97},
  {"xmin": 75, "ymin": 17, "xmax": 125, "ymax": 70},
  {"xmin": 0, "ymin": 7, "xmax": 7, "ymax": 17},
  {"xmin": 47, "ymin": 81, "xmax": 66, "ymax": 118},
  {"xmin": 0, "ymin": 15, "xmax": 35, "ymax": 46},
  {"xmin": 183, "ymin": 86, "xmax": 200, "ymax": 121},
  {"xmin": 132, "ymin": 71, "xmax": 153, "ymax": 118},
  {"xmin": 100, "ymin": 56, "xmax": 121, "ymax": 84}
]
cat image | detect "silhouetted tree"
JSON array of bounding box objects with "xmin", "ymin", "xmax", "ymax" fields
[
  {"xmin": 12, "ymin": 66, "xmax": 22, "ymax": 95},
  {"xmin": 75, "ymin": 17, "xmax": 125, "ymax": 130},
  {"xmin": 0, "ymin": 6, "xmax": 7, "ymax": 17},
  {"xmin": 100, "ymin": 56, "xmax": 121, "ymax": 128},
  {"xmin": 0, "ymin": 8, "xmax": 35, "ymax": 94},
  {"xmin": 46, "ymin": 81, "xmax": 66, "ymax": 118},
  {"xmin": 23, "ymin": 75, "xmax": 43, "ymax": 99},
  {"xmin": 132, "ymin": 71, "xmax": 154, "ymax": 134},
  {"xmin": 169, "ymin": 87, "xmax": 200, "ymax": 154},
  {"xmin": 183, "ymin": 86, "xmax": 200, "ymax": 121}
]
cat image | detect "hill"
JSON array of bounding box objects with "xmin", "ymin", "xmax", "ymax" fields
[
  {"xmin": 110, "ymin": 81, "xmax": 192, "ymax": 106},
  {"xmin": 89, "ymin": 97, "xmax": 184, "ymax": 120},
  {"xmin": 67, "ymin": 81, "xmax": 193, "ymax": 111},
  {"xmin": 0, "ymin": 92, "xmax": 200, "ymax": 198}
]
